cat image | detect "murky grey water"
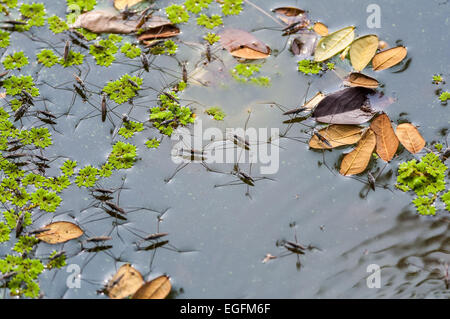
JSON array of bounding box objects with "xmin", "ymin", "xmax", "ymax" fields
[{"xmin": 2, "ymin": 0, "xmax": 450, "ymax": 298}]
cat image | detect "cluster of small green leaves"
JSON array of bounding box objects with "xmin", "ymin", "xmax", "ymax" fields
[
  {"xmin": 103, "ymin": 74, "xmax": 142, "ymax": 104},
  {"xmin": 231, "ymin": 63, "xmax": 270, "ymax": 86},
  {"xmin": 166, "ymin": 4, "xmax": 190, "ymax": 24},
  {"xmin": 118, "ymin": 121, "xmax": 144, "ymax": 139},
  {"xmin": 297, "ymin": 59, "xmax": 323, "ymax": 75},
  {"xmin": 2, "ymin": 51, "xmax": 29, "ymax": 70},
  {"xmin": 145, "ymin": 138, "xmax": 160, "ymax": 149},
  {"xmin": 46, "ymin": 251, "xmax": 67, "ymax": 270},
  {"xmin": 120, "ymin": 42, "xmax": 142, "ymax": 59},
  {"xmin": 440, "ymin": 91, "xmax": 450, "ymax": 102},
  {"xmin": 150, "ymin": 91, "xmax": 195, "ymax": 136},
  {"xmin": 432, "ymin": 74, "xmax": 443, "ymax": 84},
  {"xmin": 36, "ymin": 49, "xmax": 59, "ymax": 67},
  {"xmin": 75, "ymin": 165, "xmax": 98, "ymax": 187},
  {"xmin": 90, "ymin": 35, "xmax": 122, "ymax": 67},
  {"xmin": 17, "ymin": 3, "xmax": 46, "ymax": 31},
  {"xmin": 204, "ymin": 32, "xmax": 220, "ymax": 45},
  {"xmin": 0, "ymin": 0, "xmax": 17, "ymax": 9},
  {"xmin": 185, "ymin": 0, "xmax": 211, "ymax": 14},
  {"xmin": 150, "ymin": 40, "xmax": 178, "ymax": 55},
  {"xmin": 3, "ymin": 75, "xmax": 39, "ymax": 97},
  {"xmin": 197, "ymin": 14, "xmax": 223, "ymax": 29},
  {"xmin": 221, "ymin": 0, "xmax": 243, "ymax": 15},
  {"xmin": 66, "ymin": 0, "xmax": 96, "ymax": 22},
  {"xmin": 0, "ymin": 30, "xmax": 10, "ymax": 48},
  {"xmin": 205, "ymin": 106, "xmax": 226, "ymax": 121},
  {"xmin": 47, "ymin": 15, "xmax": 69, "ymax": 34},
  {"xmin": 0, "ymin": 255, "xmax": 44, "ymax": 298},
  {"xmin": 107, "ymin": 141, "xmax": 137, "ymax": 170},
  {"xmin": 396, "ymin": 152, "xmax": 448, "ymax": 215},
  {"xmin": 59, "ymin": 51, "xmax": 84, "ymax": 67}
]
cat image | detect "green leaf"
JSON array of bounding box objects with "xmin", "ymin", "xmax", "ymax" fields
[{"xmin": 314, "ymin": 26, "xmax": 355, "ymax": 62}]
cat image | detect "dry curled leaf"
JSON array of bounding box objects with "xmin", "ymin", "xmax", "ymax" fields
[
  {"xmin": 372, "ymin": 46, "xmax": 407, "ymax": 71},
  {"xmin": 309, "ymin": 125, "xmax": 364, "ymax": 149},
  {"xmin": 314, "ymin": 26, "xmax": 355, "ymax": 62},
  {"xmin": 36, "ymin": 221, "xmax": 83, "ymax": 244},
  {"xmin": 219, "ymin": 29, "xmax": 271, "ymax": 59},
  {"xmin": 138, "ymin": 19, "xmax": 180, "ymax": 41},
  {"xmin": 106, "ymin": 264, "xmax": 144, "ymax": 299},
  {"xmin": 340, "ymin": 129, "xmax": 377, "ymax": 176},
  {"xmin": 114, "ymin": 0, "xmax": 143, "ymax": 11},
  {"xmin": 273, "ymin": 7, "xmax": 308, "ymax": 27},
  {"xmin": 370, "ymin": 113, "xmax": 399, "ymax": 161},
  {"xmin": 313, "ymin": 22, "xmax": 328, "ymax": 36},
  {"xmin": 349, "ymin": 35, "xmax": 379, "ymax": 72},
  {"xmin": 344, "ymin": 72, "xmax": 379, "ymax": 89},
  {"xmin": 132, "ymin": 275, "xmax": 171, "ymax": 299},
  {"xmin": 395, "ymin": 123, "xmax": 425, "ymax": 154}
]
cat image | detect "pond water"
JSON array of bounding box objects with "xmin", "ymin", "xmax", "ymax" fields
[{"xmin": 1, "ymin": 0, "xmax": 450, "ymax": 298}]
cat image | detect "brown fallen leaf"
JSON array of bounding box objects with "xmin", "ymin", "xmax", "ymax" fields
[
  {"xmin": 309, "ymin": 125, "xmax": 364, "ymax": 149},
  {"xmin": 370, "ymin": 113, "xmax": 399, "ymax": 161},
  {"xmin": 132, "ymin": 275, "xmax": 171, "ymax": 299},
  {"xmin": 395, "ymin": 123, "xmax": 425, "ymax": 154},
  {"xmin": 340, "ymin": 129, "xmax": 377, "ymax": 176},
  {"xmin": 37, "ymin": 221, "xmax": 83, "ymax": 244},
  {"xmin": 114, "ymin": 0, "xmax": 143, "ymax": 11},
  {"xmin": 344, "ymin": 73, "xmax": 379, "ymax": 89},
  {"xmin": 313, "ymin": 22, "xmax": 328, "ymax": 36},
  {"xmin": 372, "ymin": 46, "xmax": 407, "ymax": 71},
  {"xmin": 106, "ymin": 264, "xmax": 144, "ymax": 299},
  {"xmin": 272, "ymin": 7, "xmax": 305, "ymax": 17},
  {"xmin": 71, "ymin": 10, "xmax": 178, "ymax": 38},
  {"xmin": 219, "ymin": 28, "xmax": 271, "ymax": 60},
  {"xmin": 273, "ymin": 7, "xmax": 308, "ymax": 27}
]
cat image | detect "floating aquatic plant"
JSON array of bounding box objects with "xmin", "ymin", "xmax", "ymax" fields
[
  {"xmin": 107, "ymin": 141, "xmax": 137, "ymax": 170},
  {"xmin": 297, "ymin": 59, "xmax": 323, "ymax": 75},
  {"xmin": 36, "ymin": 49, "xmax": 59, "ymax": 67},
  {"xmin": 204, "ymin": 32, "xmax": 220, "ymax": 44},
  {"xmin": 118, "ymin": 121, "xmax": 144, "ymax": 139},
  {"xmin": 150, "ymin": 91, "xmax": 195, "ymax": 136},
  {"xmin": 19, "ymin": 3, "xmax": 46, "ymax": 27},
  {"xmin": 59, "ymin": 50, "xmax": 84, "ymax": 67},
  {"xmin": 205, "ymin": 106, "xmax": 226, "ymax": 121},
  {"xmin": 166, "ymin": 4, "xmax": 189, "ymax": 24},
  {"xmin": 120, "ymin": 42, "xmax": 141, "ymax": 59},
  {"xmin": 0, "ymin": 255, "xmax": 44, "ymax": 298},
  {"xmin": 221, "ymin": 0, "xmax": 243, "ymax": 16},
  {"xmin": 432, "ymin": 74, "xmax": 443, "ymax": 84},
  {"xmin": 46, "ymin": 251, "xmax": 67, "ymax": 270},
  {"xmin": 66, "ymin": 0, "xmax": 96, "ymax": 12},
  {"xmin": 439, "ymin": 91, "xmax": 450, "ymax": 102},
  {"xmin": 103, "ymin": 74, "xmax": 142, "ymax": 104},
  {"xmin": 47, "ymin": 15, "xmax": 69, "ymax": 34},
  {"xmin": 150, "ymin": 40, "xmax": 178, "ymax": 55},
  {"xmin": 0, "ymin": 30, "xmax": 10, "ymax": 48},
  {"xmin": 196, "ymin": 14, "xmax": 223, "ymax": 29},
  {"xmin": 3, "ymin": 75, "xmax": 39, "ymax": 97},
  {"xmin": 185, "ymin": 0, "xmax": 211, "ymax": 14},
  {"xmin": 396, "ymin": 152, "xmax": 448, "ymax": 215},
  {"xmin": 60, "ymin": 160, "xmax": 77, "ymax": 177},
  {"xmin": 31, "ymin": 188, "xmax": 62, "ymax": 212},
  {"xmin": 145, "ymin": 138, "xmax": 160, "ymax": 149},
  {"xmin": 89, "ymin": 36, "xmax": 120, "ymax": 66},
  {"xmin": 231, "ymin": 63, "xmax": 270, "ymax": 86},
  {"xmin": 75, "ymin": 165, "xmax": 99, "ymax": 188},
  {"xmin": 2, "ymin": 51, "xmax": 29, "ymax": 70}
]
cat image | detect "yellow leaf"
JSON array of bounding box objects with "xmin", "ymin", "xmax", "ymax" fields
[
  {"xmin": 106, "ymin": 264, "xmax": 144, "ymax": 299},
  {"xmin": 114, "ymin": 0, "xmax": 143, "ymax": 11},
  {"xmin": 132, "ymin": 275, "xmax": 171, "ymax": 299},
  {"xmin": 349, "ymin": 35, "xmax": 379, "ymax": 72},
  {"xmin": 309, "ymin": 125, "xmax": 364, "ymax": 149},
  {"xmin": 395, "ymin": 123, "xmax": 425, "ymax": 154},
  {"xmin": 314, "ymin": 26, "xmax": 355, "ymax": 62},
  {"xmin": 313, "ymin": 22, "xmax": 328, "ymax": 36},
  {"xmin": 340, "ymin": 129, "xmax": 376, "ymax": 176}
]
